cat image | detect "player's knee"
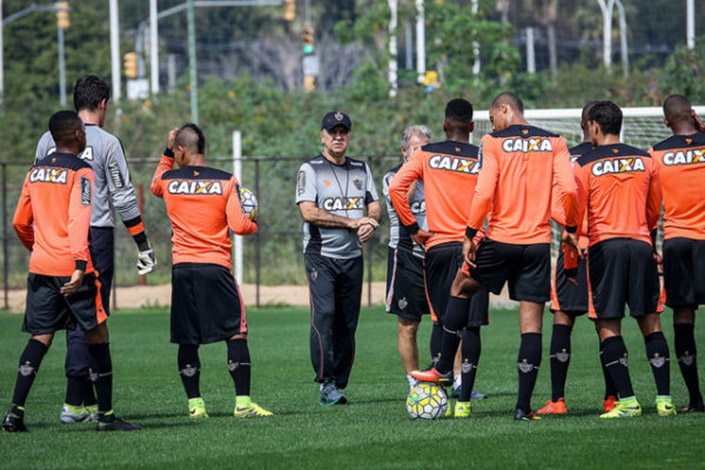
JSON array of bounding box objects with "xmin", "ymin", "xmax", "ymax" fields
[
  {"xmin": 398, "ymin": 317, "xmax": 419, "ymax": 335},
  {"xmin": 673, "ymin": 307, "xmax": 695, "ymax": 325},
  {"xmin": 637, "ymin": 313, "xmax": 663, "ymax": 336},
  {"xmin": 84, "ymin": 323, "xmax": 109, "ymax": 344}
]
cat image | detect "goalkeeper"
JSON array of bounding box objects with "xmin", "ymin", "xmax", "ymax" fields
[{"xmin": 151, "ymin": 124, "xmax": 272, "ymax": 419}]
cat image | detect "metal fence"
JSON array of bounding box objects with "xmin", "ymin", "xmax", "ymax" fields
[{"xmin": 0, "ymin": 155, "xmax": 401, "ymax": 310}]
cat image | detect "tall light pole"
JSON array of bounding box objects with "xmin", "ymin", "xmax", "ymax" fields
[
  {"xmin": 187, "ymin": 0, "xmax": 198, "ymax": 124},
  {"xmin": 57, "ymin": 2, "xmax": 68, "ymax": 106},
  {"xmin": 110, "ymin": 0, "xmax": 121, "ymax": 101},
  {"xmin": 150, "ymin": 0, "xmax": 159, "ymax": 93},
  {"xmin": 415, "ymin": 0, "xmax": 425, "ymax": 84},
  {"xmin": 388, "ymin": 0, "xmax": 398, "ymax": 98},
  {"xmin": 687, "ymin": 0, "xmax": 695, "ymax": 49}
]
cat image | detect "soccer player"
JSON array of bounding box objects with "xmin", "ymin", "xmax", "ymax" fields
[
  {"xmin": 570, "ymin": 101, "xmax": 673, "ymax": 418},
  {"xmin": 413, "ymin": 92, "xmax": 579, "ymax": 421},
  {"xmin": 296, "ymin": 111, "xmax": 381, "ymax": 405},
  {"xmin": 151, "ymin": 124, "xmax": 272, "ymax": 419},
  {"xmin": 389, "ymin": 99, "xmax": 490, "ymax": 418},
  {"xmin": 383, "ymin": 125, "xmax": 431, "ymax": 390},
  {"xmin": 649, "ymin": 94, "xmax": 705, "ymax": 412},
  {"xmin": 537, "ymin": 102, "xmax": 619, "ymax": 415},
  {"xmin": 35, "ymin": 75, "xmax": 156, "ymax": 423},
  {"xmin": 3, "ymin": 110, "xmax": 139, "ymax": 432}
]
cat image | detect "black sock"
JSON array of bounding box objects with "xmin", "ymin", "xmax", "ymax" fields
[
  {"xmin": 437, "ymin": 297, "xmax": 469, "ymax": 374},
  {"xmin": 599, "ymin": 335, "xmax": 618, "ymax": 399},
  {"xmin": 674, "ymin": 323, "xmax": 703, "ymax": 405},
  {"xmin": 65, "ymin": 377, "xmax": 87, "ymax": 406},
  {"xmin": 83, "ymin": 379, "xmax": 97, "ymax": 407},
  {"xmin": 430, "ymin": 322, "xmax": 443, "ymax": 367},
  {"xmin": 602, "ymin": 336, "xmax": 634, "ymax": 399},
  {"xmin": 11, "ymin": 339, "xmax": 48, "ymax": 408},
  {"xmin": 459, "ymin": 327, "xmax": 481, "ymax": 402},
  {"xmin": 549, "ymin": 324, "xmax": 572, "ymax": 402},
  {"xmin": 226, "ymin": 339, "xmax": 251, "ymax": 397},
  {"xmin": 87, "ymin": 343, "xmax": 113, "ymax": 415},
  {"xmin": 645, "ymin": 332, "xmax": 671, "ymax": 397},
  {"xmin": 177, "ymin": 345, "xmax": 201, "ymax": 399},
  {"xmin": 516, "ymin": 333, "xmax": 542, "ymax": 412}
]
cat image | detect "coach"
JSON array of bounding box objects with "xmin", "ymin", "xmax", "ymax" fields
[{"xmin": 296, "ymin": 111, "xmax": 381, "ymax": 406}]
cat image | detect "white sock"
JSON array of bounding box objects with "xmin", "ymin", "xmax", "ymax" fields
[
  {"xmin": 453, "ymin": 374, "xmax": 461, "ymax": 390},
  {"xmin": 407, "ymin": 374, "xmax": 419, "ymax": 390}
]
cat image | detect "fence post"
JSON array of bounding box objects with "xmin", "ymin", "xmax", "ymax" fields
[
  {"xmin": 2, "ymin": 163, "xmax": 8, "ymax": 310},
  {"xmin": 138, "ymin": 183, "xmax": 146, "ymax": 286},
  {"xmin": 367, "ymin": 239, "xmax": 372, "ymax": 307},
  {"xmin": 254, "ymin": 159, "xmax": 261, "ymax": 308},
  {"xmin": 232, "ymin": 131, "xmax": 243, "ymax": 285}
]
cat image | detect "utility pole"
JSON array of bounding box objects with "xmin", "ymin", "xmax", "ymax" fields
[
  {"xmin": 615, "ymin": 0, "xmax": 628, "ymax": 78},
  {"xmin": 526, "ymin": 27, "xmax": 535, "ymax": 74},
  {"xmin": 415, "ymin": 0, "xmax": 425, "ymax": 84},
  {"xmin": 110, "ymin": 0, "xmax": 121, "ymax": 101},
  {"xmin": 187, "ymin": 0, "xmax": 198, "ymax": 123},
  {"xmin": 687, "ymin": 0, "xmax": 695, "ymax": 49},
  {"xmin": 596, "ymin": 0, "xmax": 615, "ymax": 72},
  {"xmin": 388, "ymin": 0, "xmax": 398, "ymax": 97},
  {"xmin": 57, "ymin": 1, "xmax": 68, "ymax": 106},
  {"xmin": 471, "ymin": 0, "xmax": 480, "ymax": 75},
  {"xmin": 150, "ymin": 0, "xmax": 159, "ymax": 93}
]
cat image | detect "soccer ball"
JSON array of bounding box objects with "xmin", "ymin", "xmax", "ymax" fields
[
  {"xmin": 239, "ymin": 186, "xmax": 258, "ymax": 221},
  {"xmin": 406, "ymin": 383, "xmax": 448, "ymax": 420}
]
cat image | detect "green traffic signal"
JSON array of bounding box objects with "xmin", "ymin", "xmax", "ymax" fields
[{"xmin": 303, "ymin": 44, "xmax": 314, "ymax": 54}]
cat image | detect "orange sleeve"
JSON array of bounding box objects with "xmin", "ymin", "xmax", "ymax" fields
[
  {"xmin": 646, "ymin": 159, "xmax": 662, "ymax": 233},
  {"xmin": 151, "ymin": 153, "xmax": 175, "ymax": 198},
  {"xmin": 467, "ymin": 137, "xmax": 498, "ymax": 232},
  {"xmin": 388, "ymin": 150, "xmax": 424, "ymax": 229},
  {"xmin": 68, "ymin": 167, "xmax": 93, "ymax": 271},
  {"xmin": 226, "ymin": 177, "xmax": 258, "ymax": 235},
  {"xmin": 12, "ymin": 173, "xmax": 34, "ymax": 251},
  {"xmin": 573, "ymin": 162, "xmax": 590, "ymax": 239},
  {"xmin": 552, "ymin": 138, "xmax": 579, "ymax": 229}
]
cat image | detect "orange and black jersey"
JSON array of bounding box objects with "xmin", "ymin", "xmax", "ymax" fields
[
  {"xmin": 466, "ymin": 125, "xmax": 578, "ymax": 244},
  {"xmin": 151, "ymin": 153, "xmax": 257, "ymax": 270},
  {"xmin": 14, "ymin": 153, "xmax": 94, "ymax": 276},
  {"xmin": 552, "ymin": 141, "xmax": 592, "ymax": 250},
  {"xmin": 649, "ymin": 132, "xmax": 705, "ymax": 240},
  {"xmin": 388, "ymin": 140, "xmax": 480, "ymax": 250},
  {"xmin": 574, "ymin": 144, "xmax": 661, "ymax": 247}
]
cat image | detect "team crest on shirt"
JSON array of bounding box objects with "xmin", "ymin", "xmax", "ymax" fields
[
  {"xmin": 591, "ymin": 157, "xmax": 645, "ymax": 176},
  {"xmin": 502, "ymin": 138, "xmax": 553, "ymax": 153},
  {"xmin": 322, "ymin": 197, "xmax": 363, "ymax": 211},
  {"xmin": 353, "ymin": 176, "xmax": 363, "ymax": 190},
  {"xmin": 167, "ymin": 179, "xmax": 223, "ymax": 195},
  {"xmin": 30, "ymin": 167, "xmax": 68, "ymax": 184},
  {"xmin": 429, "ymin": 155, "xmax": 479, "ymax": 174},
  {"xmin": 662, "ymin": 148, "xmax": 705, "ymax": 166}
]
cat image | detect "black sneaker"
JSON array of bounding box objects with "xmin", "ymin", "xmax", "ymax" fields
[
  {"xmin": 681, "ymin": 401, "xmax": 705, "ymax": 413},
  {"xmin": 2, "ymin": 411, "xmax": 28, "ymax": 433},
  {"xmin": 96, "ymin": 417, "xmax": 141, "ymax": 431},
  {"xmin": 514, "ymin": 408, "xmax": 541, "ymax": 421}
]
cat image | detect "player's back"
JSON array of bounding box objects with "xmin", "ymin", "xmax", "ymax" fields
[
  {"xmin": 383, "ymin": 163, "xmax": 426, "ymax": 257},
  {"xmin": 575, "ymin": 143, "xmax": 659, "ymax": 246},
  {"xmin": 479, "ymin": 125, "xmax": 572, "ymax": 244},
  {"xmin": 14, "ymin": 153, "xmax": 94, "ymax": 276},
  {"xmin": 154, "ymin": 165, "xmax": 256, "ymax": 269},
  {"xmin": 649, "ymin": 132, "xmax": 705, "ymax": 240},
  {"xmin": 413, "ymin": 141, "xmax": 480, "ymax": 248}
]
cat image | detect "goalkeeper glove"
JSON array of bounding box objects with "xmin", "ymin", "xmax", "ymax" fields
[{"xmin": 136, "ymin": 249, "xmax": 157, "ymax": 275}]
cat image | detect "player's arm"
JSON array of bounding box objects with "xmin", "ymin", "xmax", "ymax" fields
[
  {"xmin": 62, "ymin": 167, "xmax": 94, "ymax": 295},
  {"xmin": 552, "ymin": 138, "xmax": 579, "ymax": 231},
  {"xmin": 13, "ymin": 174, "xmax": 35, "ymax": 251},
  {"xmin": 646, "ymin": 159, "xmax": 663, "ymax": 253},
  {"xmin": 465, "ymin": 137, "xmax": 498, "ymax": 235},
  {"xmin": 388, "ymin": 151, "xmax": 423, "ymax": 231},
  {"xmin": 151, "ymin": 128, "xmax": 179, "ymax": 199},
  {"xmin": 226, "ymin": 178, "xmax": 258, "ymax": 235},
  {"xmin": 357, "ymin": 163, "xmax": 382, "ymax": 243}
]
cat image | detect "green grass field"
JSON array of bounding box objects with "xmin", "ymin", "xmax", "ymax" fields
[{"xmin": 1, "ymin": 305, "xmax": 704, "ymax": 469}]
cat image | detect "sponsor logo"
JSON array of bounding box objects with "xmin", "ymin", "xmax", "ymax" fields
[
  {"xmin": 555, "ymin": 350, "xmax": 570, "ymax": 363},
  {"xmin": 410, "ymin": 200, "xmax": 425, "ymax": 215},
  {"xmin": 502, "ymin": 138, "xmax": 553, "ymax": 153},
  {"xmin": 19, "ymin": 363, "xmax": 34, "ymax": 377},
  {"xmin": 108, "ymin": 161, "xmax": 125, "ymax": 188},
  {"xmin": 29, "ymin": 167, "xmax": 68, "ymax": 184},
  {"xmin": 297, "ymin": 170, "xmax": 306, "ymax": 195},
  {"xmin": 650, "ymin": 355, "xmax": 667, "ymax": 368},
  {"xmin": 612, "ymin": 148, "xmax": 620, "ymax": 154},
  {"xmin": 322, "ymin": 196, "xmax": 363, "ymax": 211},
  {"xmin": 686, "ymin": 138, "xmax": 693, "ymax": 145},
  {"xmin": 79, "ymin": 146, "xmax": 94, "ymax": 161},
  {"xmin": 323, "ymin": 179, "xmax": 331, "ymax": 186},
  {"xmin": 517, "ymin": 360, "xmax": 534, "ymax": 373},
  {"xmin": 80, "ymin": 176, "xmax": 92, "ymax": 206},
  {"xmin": 591, "ymin": 157, "xmax": 645, "ymax": 176},
  {"xmin": 429, "ymin": 155, "xmax": 479, "ymax": 174},
  {"xmin": 662, "ymin": 148, "xmax": 705, "ymax": 166},
  {"xmin": 167, "ymin": 180, "xmax": 223, "ymax": 195}
]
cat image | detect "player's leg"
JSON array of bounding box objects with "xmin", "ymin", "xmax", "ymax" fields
[
  {"xmin": 538, "ymin": 310, "xmax": 574, "ymax": 414},
  {"xmin": 177, "ymin": 343, "xmax": 205, "ymax": 418},
  {"xmin": 514, "ymin": 300, "xmax": 544, "ymax": 420},
  {"xmin": 597, "ymin": 318, "xmax": 641, "ymax": 418},
  {"xmin": 673, "ymin": 307, "xmax": 703, "ymax": 411},
  {"xmin": 398, "ymin": 317, "xmax": 420, "ymax": 388},
  {"xmin": 597, "ymin": 325, "xmax": 619, "ymax": 411},
  {"xmin": 636, "ymin": 312, "xmax": 674, "ymax": 416},
  {"xmin": 331, "ymin": 256, "xmax": 364, "ymax": 393},
  {"xmin": 228, "ymin": 333, "xmax": 273, "ymax": 418}
]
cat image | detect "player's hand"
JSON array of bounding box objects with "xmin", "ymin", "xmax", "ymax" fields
[
  {"xmin": 357, "ymin": 223, "xmax": 376, "ymax": 243},
  {"xmin": 61, "ymin": 269, "xmax": 85, "ymax": 296},
  {"xmin": 167, "ymin": 128, "xmax": 179, "ymax": 150},
  {"xmin": 411, "ymin": 228, "xmax": 431, "ymax": 247},
  {"xmin": 137, "ymin": 249, "xmax": 157, "ymax": 275},
  {"xmin": 463, "ymin": 235, "xmax": 477, "ymax": 269},
  {"xmin": 653, "ymin": 250, "xmax": 663, "ymax": 276},
  {"xmin": 692, "ymin": 111, "xmax": 705, "ymax": 133},
  {"xmin": 561, "ymin": 231, "xmax": 584, "ymax": 259},
  {"xmin": 349, "ymin": 217, "xmax": 378, "ymax": 230}
]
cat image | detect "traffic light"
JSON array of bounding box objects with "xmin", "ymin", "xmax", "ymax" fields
[
  {"xmin": 56, "ymin": 1, "xmax": 70, "ymax": 29},
  {"xmin": 284, "ymin": 0, "xmax": 296, "ymax": 22},
  {"xmin": 124, "ymin": 52, "xmax": 138, "ymax": 79},
  {"xmin": 302, "ymin": 26, "xmax": 314, "ymax": 55}
]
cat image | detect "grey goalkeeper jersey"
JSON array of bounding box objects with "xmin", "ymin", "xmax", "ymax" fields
[
  {"xmin": 296, "ymin": 154, "xmax": 379, "ymax": 259},
  {"xmin": 383, "ymin": 162, "xmax": 426, "ymax": 259},
  {"xmin": 35, "ymin": 124, "xmax": 141, "ymax": 228}
]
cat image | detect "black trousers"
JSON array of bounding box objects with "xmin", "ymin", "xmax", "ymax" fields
[{"xmin": 305, "ymin": 253, "xmax": 364, "ymax": 389}]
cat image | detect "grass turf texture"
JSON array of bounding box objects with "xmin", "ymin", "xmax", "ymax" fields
[{"xmin": 1, "ymin": 306, "xmax": 704, "ymax": 469}]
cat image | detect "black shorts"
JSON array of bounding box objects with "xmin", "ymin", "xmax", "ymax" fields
[
  {"xmin": 385, "ymin": 248, "xmax": 429, "ymax": 321},
  {"xmin": 550, "ymin": 249, "xmax": 589, "ymax": 315},
  {"xmin": 171, "ymin": 263, "xmax": 247, "ymax": 345},
  {"xmin": 23, "ymin": 273, "xmax": 106, "ymax": 335},
  {"xmin": 425, "ymin": 242, "xmax": 490, "ymax": 326},
  {"xmin": 470, "ymin": 240, "xmax": 551, "ymax": 303},
  {"xmin": 587, "ymin": 238, "xmax": 660, "ymax": 320},
  {"xmin": 663, "ymin": 237, "xmax": 705, "ymax": 309}
]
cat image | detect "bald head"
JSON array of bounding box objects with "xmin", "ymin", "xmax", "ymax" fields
[
  {"xmin": 175, "ymin": 123, "xmax": 206, "ymax": 156},
  {"xmin": 663, "ymin": 94, "xmax": 693, "ymax": 127},
  {"xmin": 491, "ymin": 92, "xmax": 524, "ymax": 114}
]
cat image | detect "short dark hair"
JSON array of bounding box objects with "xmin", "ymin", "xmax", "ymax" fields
[
  {"xmin": 588, "ymin": 101, "xmax": 622, "ymax": 136},
  {"xmin": 49, "ymin": 110, "xmax": 83, "ymax": 145},
  {"xmin": 663, "ymin": 94, "xmax": 692, "ymax": 126},
  {"xmin": 175, "ymin": 123, "xmax": 206, "ymax": 155},
  {"xmin": 491, "ymin": 92, "xmax": 524, "ymax": 114},
  {"xmin": 445, "ymin": 98, "xmax": 473, "ymax": 123},
  {"xmin": 73, "ymin": 75, "xmax": 110, "ymax": 112}
]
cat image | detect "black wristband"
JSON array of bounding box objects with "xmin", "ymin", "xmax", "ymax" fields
[
  {"xmin": 465, "ymin": 227, "xmax": 478, "ymax": 239},
  {"xmin": 565, "ymin": 225, "xmax": 577, "ymax": 234},
  {"xmin": 404, "ymin": 222, "xmax": 420, "ymax": 235},
  {"xmin": 75, "ymin": 260, "xmax": 87, "ymax": 272},
  {"xmin": 164, "ymin": 147, "xmax": 175, "ymax": 158}
]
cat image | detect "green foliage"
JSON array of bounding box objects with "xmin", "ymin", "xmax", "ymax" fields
[{"xmin": 661, "ymin": 40, "xmax": 705, "ymax": 104}]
